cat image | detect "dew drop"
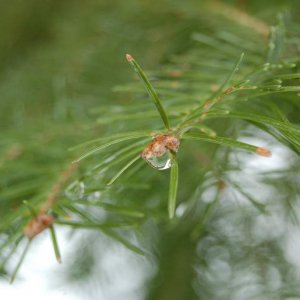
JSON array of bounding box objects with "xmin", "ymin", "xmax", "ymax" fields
[
  {"xmin": 145, "ymin": 150, "xmax": 172, "ymax": 170},
  {"xmin": 66, "ymin": 180, "xmax": 85, "ymax": 199},
  {"xmin": 141, "ymin": 134, "xmax": 179, "ymax": 170}
]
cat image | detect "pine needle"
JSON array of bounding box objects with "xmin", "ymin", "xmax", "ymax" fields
[
  {"xmin": 126, "ymin": 54, "xmax": 170, "ymax": 130},
  {"xmin": 10, "ymin": 239, "xmax": 31, "ymax": 284},
  {"xmin": 168, "ymin": 156, "xmax": 179, "ymax": 219}
]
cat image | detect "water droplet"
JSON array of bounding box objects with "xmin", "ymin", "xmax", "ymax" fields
[
  {"xmin": 141, "ymin": 134, "xmax": 179, "ymax": 170},
  {"xmin": 145, "ymin": 150, "xmax": 172, "ymax": 170},
  {"xmin": 88, "ymin": 191, "xmax": 102, "ymax": 201},
  {"xmin": 66, "ymin": 180, "xmax": 85, "ymax": 200}
]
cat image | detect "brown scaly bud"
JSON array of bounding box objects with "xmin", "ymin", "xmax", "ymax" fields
[
  {"xmin": 141, "ymin": 134, "xmax": 180, "ymax": 160},
  {"xmin": 24, "ymin": 213, "xmax": 54, "ymax": 240},
  {"xmin": 164, "ymin": 135, "xmax": 180, "ymax": 152}
]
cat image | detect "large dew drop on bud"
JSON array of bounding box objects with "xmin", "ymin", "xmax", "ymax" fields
[{"xmin": 141, "ymin": 134, "xmax": 180, "ymax": 171}]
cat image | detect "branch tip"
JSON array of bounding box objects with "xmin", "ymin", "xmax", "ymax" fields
[{"xmin": 126, "ymin": 53, "xmax": 134, "ymax": 62}]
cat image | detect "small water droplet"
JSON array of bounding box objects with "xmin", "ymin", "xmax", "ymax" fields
[
  {"xmin": 88, "ymin": 191, "xmax": 102, "ymax": 201},
  {"xmin": 146, "ymin": 150, "xmax": 172, "ymax": 170},
  {"xmin": 65, "ymin": 180, "xmax": 85, "ymax": 200},
  {"xmin": 141, "ymin": 134, "xmax": 180, "ymax": 170}
]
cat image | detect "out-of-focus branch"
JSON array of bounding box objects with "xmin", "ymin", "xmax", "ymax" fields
[
  {"xmin": 206, "ymin": 0, "xmax": 270, "ymax": 37},
  {"xmin": 24, "ymin": 162, "xmax": 78, "ymax": 239}
]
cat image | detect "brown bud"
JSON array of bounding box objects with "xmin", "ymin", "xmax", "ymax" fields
[
  {"xmin": 24, "ymin": 213, "xmax": 54, "ymax": 239},
  {"xmin": 256, "ymin": 147, "xmax": 272, "ymax": 157},
  {"xmin": 141, "ymin": 134, "xmax": 180, "ymax": 160}
]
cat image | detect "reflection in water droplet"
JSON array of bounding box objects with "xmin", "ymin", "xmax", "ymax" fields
[
  {"xmin": 141, "ymin": 134, "xmax": 179, "ymax": 171},
  {"xmin": 146, "ymin": 150, "xmax": 172, "ymax": 170}
]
